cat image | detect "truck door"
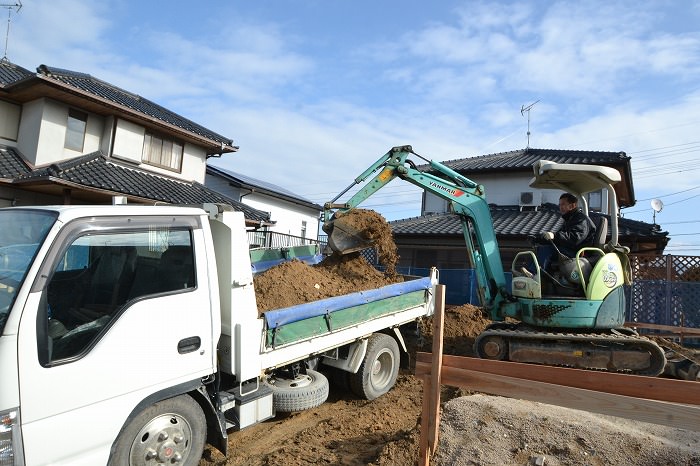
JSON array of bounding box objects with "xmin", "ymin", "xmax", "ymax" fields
[{"xmin": 16, "ymin": 215, "xmax": 216, "ymax": 465}]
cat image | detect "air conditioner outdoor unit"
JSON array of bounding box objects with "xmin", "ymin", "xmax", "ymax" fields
[{"xmin": 519, "ymin": 191, "xmax": 542, "ymax": 207}]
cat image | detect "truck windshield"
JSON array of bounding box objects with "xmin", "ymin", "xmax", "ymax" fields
[{"xmin": 0, "ymin": 209, "xmax": 58, "ymax": 334}]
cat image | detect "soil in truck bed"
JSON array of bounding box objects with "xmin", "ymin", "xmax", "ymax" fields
[{"xmin": 253, "ymin": 209, "xmax": 401, "ymax": 313}]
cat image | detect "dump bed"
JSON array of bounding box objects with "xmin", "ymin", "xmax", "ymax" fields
[
  {"xmin": 262, "ymin": 275, "xmax": 434, "ymax": 348},
  {"xmin": 209, "ymin": 208, "xmax": 436, "ymax": 378}
]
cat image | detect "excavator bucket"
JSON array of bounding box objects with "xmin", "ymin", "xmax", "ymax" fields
[{"xmin": 324, "ymin": 217, "xmax": 376, "ymax": 255}]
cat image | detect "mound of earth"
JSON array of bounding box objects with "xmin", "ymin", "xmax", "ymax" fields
[
  {"xmin": 254, "ymin": 254, "xmax": 401, "ymax": 312},
  {"xmin": 329, "ymin": 209, "xmax": 399, "ymax": 276},
  {"xmin": 254, "ymin": 209, "xmax": 401, "ymax": 313}
]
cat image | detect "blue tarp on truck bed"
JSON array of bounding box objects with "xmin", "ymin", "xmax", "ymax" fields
[{"xmin": 263, "ymin": 276, "xmax": 432, "ymax": 329}]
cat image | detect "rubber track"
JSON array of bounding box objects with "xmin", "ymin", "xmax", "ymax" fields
[{"xmin": 475, "ymin": 323, "xmax": 667, "ymax": 376}]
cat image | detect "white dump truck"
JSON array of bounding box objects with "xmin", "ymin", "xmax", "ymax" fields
[{"xmin": 0, "ymin": 204, "xmax": 437, "ymax": 466}]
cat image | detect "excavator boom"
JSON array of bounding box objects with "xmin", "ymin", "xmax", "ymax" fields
[{"xmin": 324, "ymin": 145, "xmax": 510, "ymax": 312}]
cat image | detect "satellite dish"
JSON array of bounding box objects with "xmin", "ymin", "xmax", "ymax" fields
[{"xmin": 651, "ymin": 199, "xmax": 664, "ymax": 212}]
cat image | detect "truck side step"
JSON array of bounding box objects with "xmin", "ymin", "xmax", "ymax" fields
[{"xmin": 219, "ymin": 383, "xmax": 274, "ymax": 430}]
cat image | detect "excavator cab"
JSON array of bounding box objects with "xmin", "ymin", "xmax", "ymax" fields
[{"xmin": 511, "ymin": 159, "xmax": 629, "ymax": 300}]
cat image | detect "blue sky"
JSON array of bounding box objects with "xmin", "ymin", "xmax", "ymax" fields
[{"xmin": 7, "ymin": 0, "xmax": 700, "ymax": 253}]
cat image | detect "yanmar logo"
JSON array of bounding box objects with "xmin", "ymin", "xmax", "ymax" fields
[{"xmin": 429, "ymin": 181, "xmax": 464, "ymax": 197}]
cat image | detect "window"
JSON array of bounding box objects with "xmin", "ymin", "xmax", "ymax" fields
[
  {"xmin": 65, "ymin": 109, "xmax": 88, "ymax": 151},
  {"xmin": 588, "ymin": 190, "xmax": 603, "ymax": 212},
  {"xmin": 142, "ymin": 131, "xmax": 183, "ymax": 172},
  {"xmin": 45, "ymin": 229, "xmax": 194, "ymax": 361}
]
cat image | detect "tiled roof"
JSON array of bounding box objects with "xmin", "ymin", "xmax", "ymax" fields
[
  {"xmin": 206, "ymin": 165, "xmax": 322, "ymax": 211},
  {"xmin": 0, "ymin": 59, "xmax": 33, "ymax": 86},
  {"xmin": 390, "ymin": 204, "xmax": 667, "ymax": 239},
  {"xmin": 35, "ymin": 65, "xmax": 233, "ymax": 148},
  {"xmin": 0, "ymin": 146, "xmax": 31, "ymax": 179},
  {"xmin": 1, "ymin": 147, "xmax": 269, "ymax": 223},
  {"xmin": 0, "ymin": 61, "xmax": 234, "ymax": 149},
  {"xmin": 423, "ymin": 148, "xmax": 629, "ymax": 173}
]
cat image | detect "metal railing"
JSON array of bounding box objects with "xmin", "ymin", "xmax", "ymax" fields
[{"xmin": 247, "ymin": 230, "xmax": 327, "ymax": 250}]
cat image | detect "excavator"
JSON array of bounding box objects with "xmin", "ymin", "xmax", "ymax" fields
[{"xmin": 323, "ymin": 145, "xmax": 667, "ymax": 376}]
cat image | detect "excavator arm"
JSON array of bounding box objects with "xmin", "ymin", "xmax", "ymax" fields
[{"xmin": 324, "ymin": 145, "xmax": 510, "ymax": 312}]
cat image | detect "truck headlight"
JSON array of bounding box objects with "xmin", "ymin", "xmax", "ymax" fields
[{"xmin": 0, "ymin": 408, "xmax": 23, "ymax": 466}]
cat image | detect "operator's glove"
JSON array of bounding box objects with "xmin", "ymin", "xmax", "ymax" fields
[{"xmin": 541, "ymin": 231, "xmax": 554, "ymax": 241}]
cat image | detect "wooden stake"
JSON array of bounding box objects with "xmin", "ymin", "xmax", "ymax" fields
[{"xmin": 418, "ymin": 284, "xmax": 445, "ymax": 466}]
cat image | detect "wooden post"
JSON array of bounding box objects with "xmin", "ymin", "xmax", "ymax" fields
[{"xmin": 419, "ymin": 284, "xmax": 446, "ymax": 466}]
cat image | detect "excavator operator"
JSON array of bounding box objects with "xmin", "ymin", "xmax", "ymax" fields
[{"xmin": 523, "ymin": 192, "xmax": 596, "ymax": 276}]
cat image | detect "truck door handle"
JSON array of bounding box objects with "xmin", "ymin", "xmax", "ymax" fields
[{"xmin": 177, "ymin": 336, "xmax": 201, "ymax": 354}]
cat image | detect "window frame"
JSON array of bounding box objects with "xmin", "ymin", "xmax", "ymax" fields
[
  {"xmin": 141, "ymin": 130, "xmax": 184, "ymax": 173},
  {"xmin": 33, "ymin": 214, "xmax": 201, "ymax": 367},
  {"xmin": 64, "ymin": 108, "xmax": 88, "ymax": 152}
]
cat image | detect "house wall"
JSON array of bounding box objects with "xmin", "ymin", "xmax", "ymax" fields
[
  {"xmin": 15, "ymin": 98, "xmax": 103, "ymax": 166},
  {"xmin": 242, "ymin": 193, "xmax": 319, "ymax": 239},
  {"xmin": 0, "ymin": 99, "xmax": 21, "ymax": 143},
  {"xmin": 111, "ymin": 118, "xmax": 206, "ymax": 183},
  {"xmin": 204, "ymin": 174, "xmax": 242, "ymax": 200},
  {"xmin": 423, "ymin": 172, "xmax": 610, "ymax": 214},
  {"xmin": 16, "ymin": 99, "xmax": 42, "ymax": 162}
]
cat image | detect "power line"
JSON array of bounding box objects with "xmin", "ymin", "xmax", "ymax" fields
[{"xmin": 636, "ymin": 185, "xmax": 700, "ymax": 202}]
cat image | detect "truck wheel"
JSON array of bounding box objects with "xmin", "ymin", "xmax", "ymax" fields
[
  {"xmin": 350, "ymin": 333, "xmax": 400, "ymax": 400},
  {"xmin": 263, "ymin": 369, "xmax": 329, "ymax": 412},
  {"xmin": 108, "ymin": 395, "xmax": 205, "ymax": 466}
]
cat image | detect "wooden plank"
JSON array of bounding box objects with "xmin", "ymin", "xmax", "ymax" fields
[
  {"xmin": 418, "ymin": 376, "xmax": 432, "ymax": 466},
  {"xmin": 416, "ymin": 364, "xmax": 700, "ymax": 431},
  {"xmin": 624, "ymin": 321, "xmax": 700, "ymax": 336},
  {"xmin": 416, "ymin": 353, "xmax": 700, "ymax": 406},
  {"xmin": 428, "ymin": 285, "xmax": 445, "ymax": 453}
]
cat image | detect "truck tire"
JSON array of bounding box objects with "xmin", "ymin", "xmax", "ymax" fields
[
  {"xmin": 108, "ymin": 394, "xmax": 205, "ymax": 466},
  {"xmin": 263, "ymin": 369, "xmax": 329, "ymax": 412},
  {"xmin": 349, "ymin": 333, "xmax": 400, "ymax": 400}
]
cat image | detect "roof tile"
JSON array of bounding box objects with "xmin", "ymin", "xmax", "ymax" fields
[
  {"xmin": 424, "ymin": 148, "xmax": 629, "ymax": 173},
  {"xmin": 1, "ymin": 147, "xmax": 269, "ymax": 223},
  {"xmin": 35, "ymin": 64, "xmax": 234, "ymax": 148},
  {"xmin": 390, "ymin": 204, "xmax": 666, "ymax": 239}
]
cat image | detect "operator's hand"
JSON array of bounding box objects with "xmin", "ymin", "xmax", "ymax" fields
[{"xmin": 541, "ymin": 231, "xmax": 554, "ymax": 241}]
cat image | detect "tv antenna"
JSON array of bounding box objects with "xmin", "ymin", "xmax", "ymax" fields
[
  {"xmin": 650, "ymin": 198, "xmax": 663, "ymax": 225},
  {"xmin": 1, "ymin": 1, "xmax": 21, "ymax": 61},
  {"xmin": 520, "ymin": 100, "xmax": 539, "ymax": 148}
]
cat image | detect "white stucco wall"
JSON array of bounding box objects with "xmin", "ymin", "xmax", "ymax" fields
[
  {"xmin": 16, "ymin": 98, "xmax": 103, "ymax": 166},
  {"xmin": 242, "ymin": 193, "xmax": 320, "ymax": 239},
  {"xmin": 112, "ymin": 118, "xmax": 145, "ymax": 163},
  {"xmin": 111, "ymin": 118, "xmax": 206, "ymax": 182},
  {"xmin": 0, "ymin": 100, "xmax": 21, "ymax": 142},
  {"xmin": 181, "ymin": 143, "xmax": 206, "ymax": 183},
  {"xmin": 16, "ymin": 99, "xmax": 42, "ymax": 162},
  {"xmin": 423, "ymin": 172, "xmax": 610, "ymax": 214}
]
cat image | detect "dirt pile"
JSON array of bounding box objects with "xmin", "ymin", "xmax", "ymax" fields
[
  {"xmin": 254, "ymin": 209, "xmax": 401, "ymax": 313},
  {"xmin": 330, "ymin": 209, "xmax": 399, "ymax": 276},
  {"xmin": 254, "ymin": 254, "xmax": 402, "ymax": 312}
]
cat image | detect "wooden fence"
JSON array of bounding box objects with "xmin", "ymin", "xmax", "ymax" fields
[{"xmin": 415, "ymin": 285, "xmax": 700, "ymax": 466}]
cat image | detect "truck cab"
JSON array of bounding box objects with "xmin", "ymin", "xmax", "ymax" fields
[{"xmin": 1, "ymin": 205, "xmax": 221, "ymax": 465}]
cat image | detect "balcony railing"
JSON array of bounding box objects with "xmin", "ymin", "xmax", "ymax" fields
[{"xmin": 248, "ymin": 230, "xmax": 327, "ymax": 250}]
